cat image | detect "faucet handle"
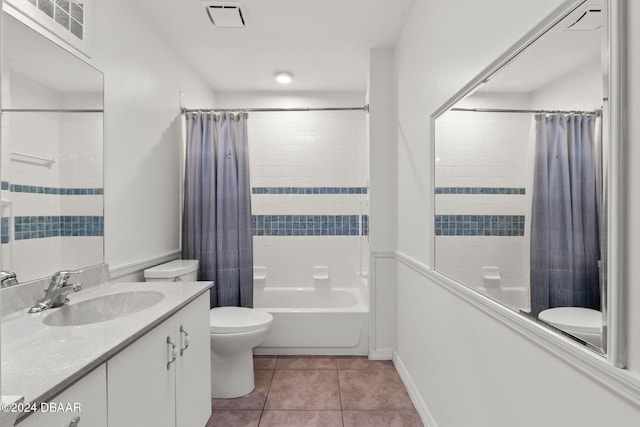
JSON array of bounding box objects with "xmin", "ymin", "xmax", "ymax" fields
[
  {"xmin": 57, "ymin": 269, "xmax": 83, "ymax": 277},
  {"xmin": 52, "ymin": 269, "xmax": 83, "ymax": 282},
  {"xmin": 0, "ymin": 271, "xmax": 19, "ymax": 288}
]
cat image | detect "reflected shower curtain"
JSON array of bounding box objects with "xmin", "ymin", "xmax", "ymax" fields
[
  {"xmin": 182, "ymin": 112, "xmax": 253, "ymax": 308},
  {"xmin": 530, "ymin": 113, "xmax": 600, "ymax": 316}
]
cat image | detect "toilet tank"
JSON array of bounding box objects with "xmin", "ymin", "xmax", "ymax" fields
[{"xmin": 144, "ymin": 259, "xmax": 199, "ymax": 282}]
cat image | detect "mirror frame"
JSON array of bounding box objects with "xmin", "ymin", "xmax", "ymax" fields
[{"xmin": 429, "ymin": 0, "xmax": 626, "ymax": 367}]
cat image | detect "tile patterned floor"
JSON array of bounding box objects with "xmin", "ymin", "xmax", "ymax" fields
[{"xmin": 205, "ymin": 355, "xmax": 424, "ymax": 427}]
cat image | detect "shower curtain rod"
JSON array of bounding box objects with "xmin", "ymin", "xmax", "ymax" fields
[
  {"xmin": 450, "ymin": 107, "xmax": 602, "ymax": 115},
  {"xmin": 181, "ymin": 105, "xmax": 369, "ymax": 114},
  {"xmin": 1, "ymin": 108, "xmax": 104, "ymax": 113}
]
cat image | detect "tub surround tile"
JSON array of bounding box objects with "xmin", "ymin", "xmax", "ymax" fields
[
  {"xmin": 259, "ymin": 410, "xmax": 343, "ymax": 427},
  {"xmin": 339, "ymin": 368, "xmax": 415, "ymax": 411},
  {"xmin": 343, "ymin": 410, "xmax": 424, "ymax": 427},
  {"xmin": 265, "ymin": 369, "xmax": 341, "ymax": 410},
  {"xmin": 252, "ymin": 214, "xmax": 368, "ymax": 237},
  {"xmin": 206, "ymin": 409, "xmax": 261, "ymax": 427},
  {"xmin": 276, "ymin": 355, "xmax": 337, "ymax": 370},
  {"xmin": 252, "ymin": 186, "xmax": 367, "ymax": 195}
]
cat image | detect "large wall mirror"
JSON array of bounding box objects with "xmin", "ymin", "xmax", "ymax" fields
[
  {"xmin": 0, "ymin": 11, "xmax": 104, "ymax": 284},
  {"xmin": 431, "ymin": 0, "xmax": 623, "ymax": 359}
]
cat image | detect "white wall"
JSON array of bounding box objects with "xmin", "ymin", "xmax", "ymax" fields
[
  {"xmin": 90, "ymin": 0, "xmax": 216, "ymax": 277},
  {"xmin": 531, "ymin": 57, "xmax": 603, "ymax": 110},
  {"xmin": 393, "ymin": 0, "xmax": 640, "ymax": 426},
  {"xmin": 368, "ymin": 49, "xmax": 398, "ymax": 357}
]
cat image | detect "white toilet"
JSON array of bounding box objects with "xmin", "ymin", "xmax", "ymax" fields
[
  {"xmin": 144, "ymin": 259, "xmax": 273, "ymax": 399},
  {"xmin": 538, "ymin": 307, "xmax": 602, "ymax": 347},
  {"xmin": 209, "ymin": 307, "xmax": 272, "ymax": 398}
]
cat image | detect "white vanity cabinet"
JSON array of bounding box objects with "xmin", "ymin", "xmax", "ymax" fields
[
  {"xmin": 16, "ymin": 365, "xmax": 107, "ymax": 427},
  {"xmin": 107, "ymin": 292, "xmax": 211, "ymax": 427}
]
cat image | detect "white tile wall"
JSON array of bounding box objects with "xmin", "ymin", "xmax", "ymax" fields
[
  {"xmin": 434, "ymin": 110, "xmax": 533, "ymax": 291},
  {"xmin": 249, "ymin": 111, "xmax": 368, "ymax": 188},
  {"xmin": 249, "ymin": 110, "xmax": 368, "ymax": 288},
  {"xmin": 436, "ymin": 236, "xmax": 527, "ymax": 288},
  {"xmin": 0, "ymin": 69, "xmax": 103, "ymax": 282},
  {"xmin": 59, "ymin": 112, "xmax": 103, "ymax": 188},
  {"xmin": 253, "ymin": 236, "xmax": 362, "ymax": 287},
  {"xmin": 435, "ymin": 111, "xmax": 533, "ymax": 189}
]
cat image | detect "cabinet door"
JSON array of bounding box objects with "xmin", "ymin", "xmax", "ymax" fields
[
  {"xmin": 107, "ymin": 320, "xmax": 176, "ymax": 427},
  {"xmin": 174, "ymin": 293, "xmax": 211, "ymax": 427},
  {"xmin": 17, "ymin": 364, "xmax": 107, "ymax": 427}
]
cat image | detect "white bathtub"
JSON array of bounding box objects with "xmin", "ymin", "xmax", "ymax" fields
[{"xmin": 253, "ymin": 287, "xmax": 369, "ymax": 355}]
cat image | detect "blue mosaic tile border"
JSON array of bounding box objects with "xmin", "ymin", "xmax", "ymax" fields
[
  {"xmin": 0, "ymin": 216, "xmax": 104, "ymax": 241},
  {"xmin": 252, "ymin": 215, "xmax": 368, "ymax": 236},
  {"xmin": 435, "ymin": 215, "xmax": 525, "ymax": 236},
  {"xmin": 1, "ymin": 181, "xmax": 103, "ymax": 195},
  {"xmin": 252, "ymin": 187, "xmax": 368, "ymax": 195},
  {"xmin": 1, "ymin": 218, "xmax": 8, "ymax": 244},
  {"xmin": 435, "ymin": 187, "xmax": 525, "ymax": 195}
]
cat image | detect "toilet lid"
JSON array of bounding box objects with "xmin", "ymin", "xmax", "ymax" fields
[
  {"xmin": 538, "ymin": 307, "xmax": 602, "ymax": 334},
  {"xmin": 210, "ymin": 307, "xmax": 273, "ymax": 333}
]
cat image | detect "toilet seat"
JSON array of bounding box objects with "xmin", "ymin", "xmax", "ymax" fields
[
  {"xmin": 209, "ymin": 307, "xmax": 273, "ymax": 334},
  {"xmin": 538, "ymin": 307, "xmax": 602, "ymax": 334}
]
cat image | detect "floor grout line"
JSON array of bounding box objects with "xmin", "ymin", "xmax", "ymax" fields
[
  {"xmin": 258, "ymin": 355, "xmax": 277, "ymax": 426},
  {"xmin": 208, "ymin": 355, "xmax": 423, "ymax": 426}
]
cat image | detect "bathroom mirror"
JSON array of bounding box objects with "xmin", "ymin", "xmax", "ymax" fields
[
  {"xmin": 0, "ymin": 12, "xmax": 104, "ymax": 284},
  {"xmin": 431, "ymin": 0, "xmax": 620, "ymax": 357}
]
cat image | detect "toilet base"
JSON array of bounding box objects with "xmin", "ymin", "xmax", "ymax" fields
[{"xmin": 211, "ymin": 348, "xmax": 255, "ymax": 398}]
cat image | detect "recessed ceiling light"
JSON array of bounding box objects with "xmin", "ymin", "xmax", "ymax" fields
[{"xmin": 275, "ymin": 72, "xmax": 293, "ymax": 84}]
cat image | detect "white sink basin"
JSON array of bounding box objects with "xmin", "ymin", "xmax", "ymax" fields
[{"xmin": 42, "ymin": 291, "xmax": 165, "ymax": 327}]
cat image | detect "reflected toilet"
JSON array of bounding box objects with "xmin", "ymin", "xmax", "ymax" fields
[{"xmin": 538, "ymin": 307, "xmax": 602, "ymax": 347}]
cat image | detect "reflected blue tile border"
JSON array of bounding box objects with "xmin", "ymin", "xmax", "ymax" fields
[
  {"xmin": 435, "ymin": 187, "xmax": 525, "ymax": 195},
  {"xmin": 435, "ymin": 214, "xmax": 525, "ymax": 236},
  {"xmin": 1, "ymin": 218, "xmax": 8, "ymax": 244},
  {"xmin": 6, "ymin": 183, "xmax": 103, "ymax": 195},
  {"xmin": 2, "ymin": 216, "xmax": 104, "ymax": 241}
]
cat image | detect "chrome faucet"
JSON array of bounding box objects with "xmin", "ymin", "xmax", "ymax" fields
[
  {"xmin": 28, "ymin": 270, "xmax": 83, "ymax": 313},
  {"xmin": 0, "ymin": 271, "xmax": 19, "ymax": 288}
]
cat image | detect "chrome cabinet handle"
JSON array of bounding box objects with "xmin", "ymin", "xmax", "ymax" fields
[
  {"xmin": 69, "ymin": 416, "xmax": 81, "ymax": 426},
  {"xmin": 167, "ymin": 337, "xmax": 178, "ymax": 369},
  {"xmin": 180, "ymin": 326, "xmax": 190, "ymax": 356}
]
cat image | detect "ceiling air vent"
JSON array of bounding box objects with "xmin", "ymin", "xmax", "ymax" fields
[
  {"xmin": 565, "ymin": 7, "xmax": 602, "ymax": 31},
  {"xmin": 203, "ymin": 2, "xmax": 247, "ymax": 28}
]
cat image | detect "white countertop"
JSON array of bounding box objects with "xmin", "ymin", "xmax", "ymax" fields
[{"xmin": 1, "ymin": 281, "xmax": 213, "ymax": 418}]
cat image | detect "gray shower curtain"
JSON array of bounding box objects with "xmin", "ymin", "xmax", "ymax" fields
[
  {"xmin": 182, "ymin": 112, "xmax": 253, "ymax": 308},
  {"xmin": 530, "ymin": 113, "xmax": 600, "ymax": 316}
]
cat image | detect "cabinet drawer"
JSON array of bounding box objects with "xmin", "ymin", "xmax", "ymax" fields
[{"xmin": 17, "ymin": 364, "xmax": 107, "ymax": 427}]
